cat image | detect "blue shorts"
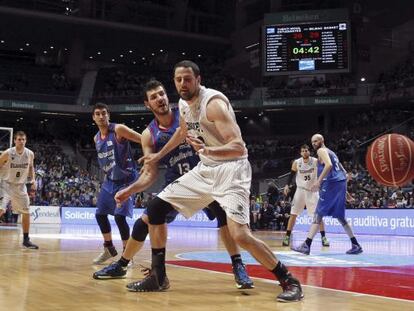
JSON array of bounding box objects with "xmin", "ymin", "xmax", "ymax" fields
[
  {"xmin": 96, "ymin": 175, "xmax": 138, "ymax": 218},
  {"xmin": 316, "ymin": 180, "xmax": 346, "ymax": 219}
]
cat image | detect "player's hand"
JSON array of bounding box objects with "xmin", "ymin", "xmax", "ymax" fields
[
  {"xmin": 186, "ymin": 135, "xmax": 208, "ymax": 155},
  {"xmin": 139, "ymin": 153, "xmax": 160, "ymax": 166},
  {"xmin": 115, "ymin": 188, "xmax": 131, "ymax": 207},
  {"xmin": 310, "ymin": 181, "xmax": 320, "ymax": 192},
  {"xmin": 283, "ymin": 185, "xmax": 290, "ymax": 196},
  {"xmin": 30, "ymin": 182, "xmax": 37, "ymax": 192}
]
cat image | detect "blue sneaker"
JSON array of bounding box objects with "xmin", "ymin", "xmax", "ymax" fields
[
  {"xmin": 93, "ymin": 262, "xmax": 127, "ymax": 279},
  {"xmin": 346, "ymin": 244, "xmax": 363, "ymax": 255},
  {"xmin": 291, "ymin": 242, "xmax": 310, "ymax": 255},
  {"xmin": 232, "ymin": 262, "xmax": 254, "ymax": 289}
]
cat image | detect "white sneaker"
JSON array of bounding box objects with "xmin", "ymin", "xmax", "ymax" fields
[{"xmin": 93, "ymin": 246, "xmax": 118, "ymax": 265}]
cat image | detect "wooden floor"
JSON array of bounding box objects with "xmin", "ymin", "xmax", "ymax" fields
[{"xmin": 0, "ymin": 224, "xmax": 413, "ymax": 311}]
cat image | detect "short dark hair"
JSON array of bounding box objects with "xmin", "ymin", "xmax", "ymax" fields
[
  {"xmin": 92, "ymin": 102, "xmax": 109, "ymax": 115},
  {"xmin": 143, "ymin": 80, "xmax": 165, "ymax": 101},
  {"xmin": 14, "ymin": 131, "xmax": 26, "ymax": 139},
  {"xmin": 301, "ymin": 144, "xmax": 310, "ymax": 150},
  {"xmin": 173, "ymin": 60, "xmax": 200, "ymax": 77}
]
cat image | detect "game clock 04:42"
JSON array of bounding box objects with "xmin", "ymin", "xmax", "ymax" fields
[{"xmin": 292, "ymin": 46, "xmax": 320, "ymax": 55}]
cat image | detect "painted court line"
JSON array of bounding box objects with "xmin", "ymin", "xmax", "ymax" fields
[{"xmin": 166, "ymin": 261, "xmax": 414, "ymax": 303}]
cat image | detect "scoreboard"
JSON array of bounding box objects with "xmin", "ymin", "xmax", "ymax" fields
[{"xmin": 263, "ymin": 21, "xmax": 350, "ymax": 75}]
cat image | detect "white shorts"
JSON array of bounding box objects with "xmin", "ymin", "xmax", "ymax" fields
[
  {"xmin": 291, "ymin": 187, "xmax": 319, "ymax": 216},
  {"xmin": 1, "ymin": 182, "xmax": 30, "ymax": 214},
  {"xmin": 158, "ymin": 159, "xmax": 251, "ymax": 225}
]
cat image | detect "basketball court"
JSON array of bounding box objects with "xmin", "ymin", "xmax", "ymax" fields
[{"xmin": 0, "ymin": 224, "xmax": 412, "ymax": 311}]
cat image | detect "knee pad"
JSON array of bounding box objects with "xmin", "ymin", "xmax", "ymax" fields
[
  {"xmin": 95, "ymin": 214, "xmax": 111, "ymax": 234},
  {"xmin": 131, "ymin": 218, "xmax": 149, "ymax": 242},
  {"xmin": 114, "ymin": 215, "xmax": 130, "ymax": 241},
  {"xmin": 147, "ymin": 197, "xmax": 174, "ymax": 225},
  {"xmin": 208, "ymin": 201, "xmax": 227, "ymax": 227},
  {"xmin": 312, "ymin": 213, "xmax": 323, "ymax": 225}
]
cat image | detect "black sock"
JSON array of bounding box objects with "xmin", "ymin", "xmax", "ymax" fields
[
  {"xmin": 23, "ymin": 233, "xmax": 29, "ymax": 240},
  {"xmin": 350, "ymin": 237, "xmax": 359, "ymax": 246},
  {"xmin": 305, "ymin": 238, "xmax": 313, "ymax": 247},
  {"xmin": 104, "ymin": 240, "xmax": 113, "ymax": 248},
  {"xmin": 286, "ymin": 230, "xmax": 292, "ymax": 237},
  {"xmin": 320, "ymin": 231, "xmax": 326, "ymax": 238},
  {"xmin": 271, "ymin": 261, "xmax": 290, "ymax": 281},
  {"xmin": 151, "ymin": 248, "xmax": 166, "ymax": 285},
  {"xmin": 230, "ymin": 254, "xmax": 242, "ymax": 265},
  {"xmin": 118, "ymin": 256, "xmax": 130, "ymax": 267}
]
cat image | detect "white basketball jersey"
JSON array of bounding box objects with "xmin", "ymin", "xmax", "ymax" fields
[
  {"xmin": 295, "ymin": 157, "xmax": 317, "ymax": 189},
  {"xmin": 179, "ymin": 86, "xmax": 247, "ymax": 165},
  {"xmin": 3, "ymin": 147, "xmax": 33, "ymax": 184}
]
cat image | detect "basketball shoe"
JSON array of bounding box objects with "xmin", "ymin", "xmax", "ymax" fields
[
  {"xmin": 346, "ymin": 244, "xmax": 363, "ymax": 255},
  {"xmin": 126, "ymin": 268, "xmax": 170, "ymax": 292},
  {"xmin": 277, "ymin": 276, "xmax": 304, "ymax": 302},
  {"xmin": 22, "ymin": 239, "xmax": 39, "ymax": 249},
  {"xmin": 321, "ymin": 236, "xmax": 330, "ymax": 247},
  {"xmin": 232, "ymin": 262, "xmax": 254, "ymax": 289},
  {"xmin": 291, "ymin": 242, "xmax": 310, "ymax": 255},
  {"xmin": 93, "ymin": 246, "xmax": 117, "ymax": 264},
  {"xmin": 93, "ymin": 262, "xmax": 127, "ymax": 279}
]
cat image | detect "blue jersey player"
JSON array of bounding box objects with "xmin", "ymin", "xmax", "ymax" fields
[
  {"xmin": 92, "ymin": 103, "xmax": 142, "ymax": 264},
  {"xmin": 93, "ymin": 80, "xmax": 253, "ymax": 290},
  {"xmin": 292, "ymin": 134, "xmax": 362, "ymax": 255}
]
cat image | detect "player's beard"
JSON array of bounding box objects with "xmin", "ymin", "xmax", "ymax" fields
[
  {"xmin": 179, "ymin": 89, "xmax": 195, "ymax": 100},
  {"xmin": 151, "ymin": 104, "xmax": 169, "ymax": 116}
]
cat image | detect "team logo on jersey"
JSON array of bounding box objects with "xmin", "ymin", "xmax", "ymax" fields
[
  {"xmin": 107, "ymin": 141, "xmax": 113, "ymax": 147},
  {"xmin": 158, "ymin": 133, "xmax": 170, "ymax": 144},
  {"xmin": 186, "ymin": 122, "xmax": 203, "ymax": 134}
]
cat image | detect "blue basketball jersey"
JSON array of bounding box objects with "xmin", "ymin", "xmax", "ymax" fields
[
  {"xmin": 317, "ymin": 148, "xmax": 347, "ymax": 183},
  {"xmin": 95, "ymin": 123, "xmax": 137, "ymax": 183},
  {"xmin": 148, "ymin": 108, "xmax": 199, "ymax": 185}
]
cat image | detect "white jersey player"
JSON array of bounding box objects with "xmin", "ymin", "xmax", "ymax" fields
[
  {"xmin": 124, "ymin": 60, "xmax": 303, "ymax": 302},
  {"xmin": 282, "ymin": 145, "xmax": 330, "ymax": 247},
  {"xmin": 0, "ymin": 131, "xmax": 38, "ymax": 249}
]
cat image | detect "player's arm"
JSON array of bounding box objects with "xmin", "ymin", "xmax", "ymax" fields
[
  {"xmin": 28, "ymin": 151, "xmax": 36, "ymax": 191},
  {"xmin": 115, "ymin": 124, "xmax": 142, "ymax": 144},
  {"xmin": 0, "ymin": 149, "xmax": 9, "ymax": 168},
  {"xmin": 284, "ymin": 160, "xmax": 297, "ymax": 196},
  {"xmin": 315, "ymin": 148, "xmax": 332, "ymax": 185},
  {"xmin": 140, "ymin": 115, "xmax": 187, "ymax": 165},
  {"xmin": 114, "ymin": 129, "xmax": 158, "ymax": 205},
  {"xmin": 187, "ymin": 98, "xmax": 246, "ymax": 158}
]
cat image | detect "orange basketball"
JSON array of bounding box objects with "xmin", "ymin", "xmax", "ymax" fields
[{"xmin": 366, "ymin": 134, "xmax": 414, "ymax": 187}]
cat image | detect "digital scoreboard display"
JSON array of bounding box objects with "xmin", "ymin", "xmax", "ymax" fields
[{"xmin": 263, "ymin": 21, "xmax": 350, "ymax": 75}]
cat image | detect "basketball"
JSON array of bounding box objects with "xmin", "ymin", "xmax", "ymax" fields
[{"xmin": 366, "ymin": 134, "xmax": 414, "ymax": 187}]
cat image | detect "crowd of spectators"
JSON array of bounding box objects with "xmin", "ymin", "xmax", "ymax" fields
[
  {"xmin": 93, "ymin": 59, "xmax": 253, "ymax": 105},
  {"xmin": 31, "ymin": 142, "xmax": 100, "ymax": 207},
  {"xmin": 372, "ymin": 56, "xmax": 414, "ymax": 103},
  {"xmin": 344, "ymin": 161, "xmax": 413, "ymax": 209},
  {"xmin": 0, "ymin": 61, "xmax": 74, "ymax": 95}
]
